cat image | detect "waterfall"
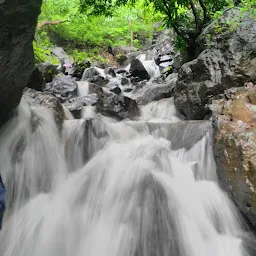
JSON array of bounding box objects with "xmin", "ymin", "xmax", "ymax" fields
[{"xmin": 0, "ymin": 86, "xmax": 255, "ymax": 255}]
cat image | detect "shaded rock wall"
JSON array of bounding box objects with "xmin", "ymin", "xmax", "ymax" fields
[{"xmin": 0, "ymin": 0, "xmax": 42, "ymax": 126}]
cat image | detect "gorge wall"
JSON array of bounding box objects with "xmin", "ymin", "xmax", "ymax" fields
[{"xmin": 0, "ymin": 0, "xmax": 42, "ymax": 126}]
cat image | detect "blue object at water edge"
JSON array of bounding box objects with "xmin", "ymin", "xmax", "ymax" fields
[{"xmin": 0, "ymin": 175, "xmax": 6, "ymax": 229}]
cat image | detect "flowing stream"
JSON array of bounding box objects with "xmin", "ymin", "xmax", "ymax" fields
[{"xmin": 0, "ymin": 56, "xmax": 255, "ymax": 255}]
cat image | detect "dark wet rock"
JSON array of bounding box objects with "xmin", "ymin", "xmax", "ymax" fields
[
  {"xmin": 106, "ymin": 81, "xmax": 122, "ymax": 95},
  {"xmin": 0, "ymin": 0, "xmax": 42, "ymax": 126},
  {"xmin": 121, "ymin": 77, "xmax": 130, "ymax": 85},
  {"xmin": 64, "ymin": 94, "xmax": 98, "ymax": 119},
  {"xmin": 155, "ymin": 54, "xmax": 173, "ymax": 66},
  {"xmin": 212, "ymin": 86, "xmax": 256, "ymax": 230},
  {"xmin": 37, "ymin": 62, "xmax": 59, "ymax": 83},
  {"xmin": 105, "ymin": 68, "xmax": 116, "ymax": 77},
  {"xmin": 174, "ymin": 8, "xmax": 256, "ymax": 120},
  {"xmin": 44, "ymin": 74, "xmax": 78, "ymax": 102},
  {"xmin": 27, "ymin": 67, "xmax": 46, "ymax": 91},
  {"xmin": 87, "ymin": 75, "xmax": 109, "ymax": 87},
  {"xmin": 130, "ymin": 77, "xmax": 141, "ymax": 84},
  {"xmin": 110, "ymin": 86, "xmax": 122, "ymax": 95},
  {"xmin": 96, "ymin": 94, "xmax": 140, "ymax": 120},
  {"xmin": 88, "ymin": 83, "xmax": 104, "ymax": 98},
  {"xmin": 124, "ymin": 88, "xmax": 133, "ymax": 93},
  {"xmin": 130, "ymin": 59, "xmax": 150, "ymax": 81},
  {"xmin": 72, "ymin": 60, "xmax": 91, "ymax": 79},
  {"xmin": 82, "ymin": 67, "xmax": 101, "ymax": 81},
  {"xmin": 136, "ymin": 73, "xmax": 177, "ymax": 105},
  {"xmin": 116, "ymin": 55, "xmax": 128, "ymax": 66},
  {"xmin": 23, "ymin": 88, "xmax": 64, "ymax": 130},
  {"xmin": 116, "ymin": 69, "xmax": 128, "ymax": 74}
]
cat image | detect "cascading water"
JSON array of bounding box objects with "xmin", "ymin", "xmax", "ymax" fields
[{"xmin": 0, "ymin": 56, "xmax": 255, "ymax": 255}]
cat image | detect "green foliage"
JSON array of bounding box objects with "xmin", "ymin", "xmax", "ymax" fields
[
  {"xmin": 71, "ymin": 49, "xmax": 105, "ymax": 63},
  {"xmin": 79, "ymin": 0, "xmax": 236, "ymax": 59},
  {"xmin": 212, "ymin": 0, "xmax": 256, "ymax": 37},
  {"xmin": 33, "ymin": 31, "xmax": 59, "ymax": 64},
  {"xmin": 35, "ymin": 0, "xmax": 160, "ymax": 63}
]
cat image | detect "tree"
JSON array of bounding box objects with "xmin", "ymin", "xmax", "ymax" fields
[{"xmin": 79, "ymin": 0, "xmax": 233, "ymax": 60}]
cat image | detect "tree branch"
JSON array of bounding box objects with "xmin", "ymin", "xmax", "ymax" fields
[
  {"xmin": 37, "ymin": 20, "xmax": 69, "ymax": 29},
  {"xmin": 198, "ymin": 0, "xmax": 208, "ymax": 23},
  {"xmin": 162, "ymin": 0, "xmax": 172, "ymax": 18},
  {"xmin": 172, "ymin": 23, "xmax": 190, "ymax": 43},
  {"xmin": 190, "ymin": 0, "xmax": 200, "ymax": 30}
]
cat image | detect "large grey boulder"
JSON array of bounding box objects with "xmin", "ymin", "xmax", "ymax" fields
[
  {"xmin": 23, "ymin": 88, "xmax": 65, "ymax": 130},
  {"xmin": 135, "ymin": 73, "xmax": 178, "ymax": 105},
  {"xmin": 129, "ymin": 59, "xmax": 150, "ymax": 81},
  {"xmin": 174, "ymin": 8, "xmax": 256, "ymax": 120},
  {"xmin": 44, "ymin": 74, "xmax": 78, "ymax": 102},
  {"xmin": 97, "ymin": 94, "xmax": 140, "ymax": 120},
  {"xmin": 0, "ymin": 0, "xmax": 42, "ymax": 126}
]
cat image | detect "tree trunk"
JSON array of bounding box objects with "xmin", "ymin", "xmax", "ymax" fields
[{"xmin": 186, "ymin": 39, "xmax": 202, "ymax": 61}]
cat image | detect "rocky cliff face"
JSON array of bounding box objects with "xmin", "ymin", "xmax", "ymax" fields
[
  {"xmin": 172, "ymin": 8, "xmax": 256, "ymax": 230},
  {"xmin": 174, "ymin": 8, "xmax": 256, "ymax": 120},
  {"xmin": 212, "ymin": 86, "xmax": 256, "ymax": 229},
  {"xmin": 0, "ymin": 0, "xmax": 42, "ymax": 126}
]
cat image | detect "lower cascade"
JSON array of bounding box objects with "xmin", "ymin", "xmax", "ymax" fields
[{"xmin": 0, "ymin": 96, "xmax": 255, "ymax": 256}]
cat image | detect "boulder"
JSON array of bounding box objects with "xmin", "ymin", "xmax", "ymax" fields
[
  {"xmin": 64, "ymin": 94, "xmax": 98, "ymax": 119},
  {"xmin": 152, "ymin": 28, "xmax": 174, "ymax": 57},
  {"xmin": 88, "ymin": 83, "xmax": 104, "ymax": 98},
  {"xmin": 44, "ymin": 74, "xmax": 78, "ymax": 102},
  {"xmin": 105, "ymin": 68, "xmax": 116, "ymax": 77},
  {"xmin": 27, "ymin": 67, "xmax": 46, "ymax": 91},
  {"xmin": 129, "ymin": 59, "xmax": 150, "ymax": 81},
  {"xmin": 72, "ymin": 60, "xmax": 91, "ymax": 79},
  {"xmin": 109, "ymin": 86, "xmax": 122, "ymax": 95},
  {"xmin": 212, "ymin": 86, "xmax": 256, "ymax": 230},
  {"xmin": 51, "ymin": 47, "xmax": 72, "ymax": 66},
  {"xmin": 37, "ymin": 62, "xmax": 59, "ymax": 83},
  {"xmin": 23, "ymin": 88, "xmax": 64, "ymax": 130},
  {"xmin": 87, "ymin": 75, "xmax": 109, "ymax": 87},
  {"xmin": 0, "ymin": 0, "xmax": 42, "ymax": 126},
  {"xmin": 82, "ymin": 67, "xmax": 101, "ymax": 80},
  {"xmin": 121, "ymin": 77, "xmax": 130, "ymax": 85},
  {"xmin": 116, "ymin": 55, "xmax": 128, "ymax": 66},
  {"xmin": 174, "ymin": 8, "xmax": 256, "ymax": 120},
  {"xmin": 96, "ymin": 94, "xmax": 140, "ymax": 120},
  {"xmin": 136, "ymin": 73, "xmax": 177, "ymax": 105}
]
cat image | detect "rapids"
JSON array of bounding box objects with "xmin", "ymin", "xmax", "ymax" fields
[{"xmin": 0, "ymin": 55, "xmax": 255, "ymax": 255}]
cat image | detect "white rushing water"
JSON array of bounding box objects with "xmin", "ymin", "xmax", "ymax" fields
[{"xmin": 0, "ymin": 94, "xmax": 255, "ymax": 256}]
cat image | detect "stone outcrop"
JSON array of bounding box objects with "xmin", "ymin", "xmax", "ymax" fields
[
  {"xmin": 44, "ymin": 74, "xmax": 78, "ymax": 102},
  {"xmin": 135, "ymin": 73, "xmax": 177, "ymax": 105},
  {"xmin": 96, "ymin": 94, "xmax": 140, "ymax": 120},
  {"xmin": 174, "ymin": 8, "xmax": 256, "ymax": 120},
  {"xmin": 0, "ymin": 0, "xmax": 42, "ymax": 126},
  {"xmin": 129, "ymin": 59, "xmax": 150, "ymax": 81},
  {"xmin": 212, "ymin": 86, "xmax": 256, "ymax": 229},
  {"xmin": 23, "ymin": 88, "xmax": 64, "ymax": 130}
]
